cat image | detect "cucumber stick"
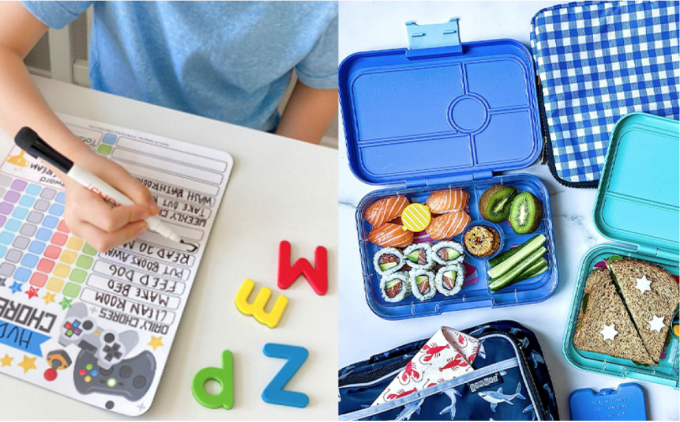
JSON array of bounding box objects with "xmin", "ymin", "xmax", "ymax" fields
[
  {"xmin": 489, "ymin": 247, "xmax": 547, "ymax": 291},
  {"xmin": 511, "ymin": 259, "xmax": 548, "ymax": 283},
  {"xmin": 488, "ymin": 235, "xmax": 546, "ymax": 279},
  {"xmin": 489, "ymin": 234, "xmax": 544, "ymax": 267}
]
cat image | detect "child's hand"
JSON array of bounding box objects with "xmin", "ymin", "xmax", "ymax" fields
[{"xmin": 62, "ymin": 151, "xmax": 160, "ymax": 253}]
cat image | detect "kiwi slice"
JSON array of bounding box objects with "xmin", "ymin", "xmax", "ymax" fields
[
  {"xmin": 509, "ymin": 192, "xmax": 543, "ymax": 234},
  {"xmin": 479, "ymin": 185, "xmax": 517, "ymax": 223}
]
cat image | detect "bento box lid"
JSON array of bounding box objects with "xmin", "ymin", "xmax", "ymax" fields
[
  {"xmin": 339, "ymin": 18, "xmax": 543, "ymax": 187},
  {"xmin": 593, "ymin": 113, "xmax": 679, "ymax": 257}
]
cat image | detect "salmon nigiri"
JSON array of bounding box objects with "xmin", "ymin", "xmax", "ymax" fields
[
  {"xmin": 365, "ymin": 196, "xmax": 410, "ymax": 227},
  {"xmin": 426, "ymin": 210, "xmax": 471, "ymax": 240},
  {"xmin": 425, "ymin": 189, "xmax": 469, "ymax": 214},
  {"xmin": 368, "ymin": 223, "xmax": 414, "ymax": 247}
]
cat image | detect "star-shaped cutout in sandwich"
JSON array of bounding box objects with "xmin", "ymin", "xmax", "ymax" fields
[
  {"xmin": 600, "ymin": 323, "xmax": 618, "ymax": 341},
  {"xmin": 648, "ymin": 315, "xmax": 666, "ymax": 333},
  {"xmin": 635, "ymin": 275, "xmax": 652, "ymax": 294}
]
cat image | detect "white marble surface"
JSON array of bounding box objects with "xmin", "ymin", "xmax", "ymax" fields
[{"xmin": 338, "ymin": 2, "xmax": 679, "ymax": 421}]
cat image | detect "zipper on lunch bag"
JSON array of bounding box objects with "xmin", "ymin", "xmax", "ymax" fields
[
  {"xmin": 339, "ymin": 356, "xmax": 413, "ymax": 387},
  {"xmin": 535, "ymin": 76, "xmax": 598, "ymax": 189},
  {"xmin": 483, "ymin": 329, "xmax": 549, "ymax": 421}
]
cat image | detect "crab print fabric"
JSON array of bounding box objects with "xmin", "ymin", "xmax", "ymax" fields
[{"xmin": 372, "ymin": 328, "xmax": 480, "ymax": 406}]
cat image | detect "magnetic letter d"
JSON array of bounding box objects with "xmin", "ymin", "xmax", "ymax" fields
[{"xmin": 192, "ymin": 350, "xmax": 235, "ymax": 410}]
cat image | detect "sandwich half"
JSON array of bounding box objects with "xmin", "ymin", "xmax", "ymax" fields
[
  {"xmin": 573, "ymin": 267, "xmax": 655, "ymax": 365},
  {"xmin": 608, "ymin": 258, "xmax": 680, "ymax": 362}
]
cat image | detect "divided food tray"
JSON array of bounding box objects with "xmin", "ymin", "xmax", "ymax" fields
[
  {"xmin": 340, "ymin": 24, "xmax": 557, "ymax": 320},
  {"xmin": 356, "ymin": 174, "xmax": 558, "ymax": 320},
  {"xmin": 563, "ymin": 245, "xmax": 679, "ymax": 389}
]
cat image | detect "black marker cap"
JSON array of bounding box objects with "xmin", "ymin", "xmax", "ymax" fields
[{"xmin": 14, "ymin": 127, "xmax": 73, "ymax": 174}]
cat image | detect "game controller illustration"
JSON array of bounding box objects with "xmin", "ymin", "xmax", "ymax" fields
[
  {"xmin": 74, "ymin": 348, "xmax": 156, "ymax": 402},
  {"xmin": 44, "ymin": 349, "xmax": 73, "ymax": 382},
  {"xmin": 57, "ymin": 302, "xmax": 157, "ymax": 403},
  {"xmin": 59, "ymin": 303, "xmax": 140, "ymax": 370}
]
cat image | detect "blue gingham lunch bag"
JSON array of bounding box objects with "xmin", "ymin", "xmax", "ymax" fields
[
  {"xmin": 531, "ymin": 1, "xmax": 679, "ymax": 187},
  {"xmin": 338, "ymin": 321, "xmax": 559, "ymax": 421}
]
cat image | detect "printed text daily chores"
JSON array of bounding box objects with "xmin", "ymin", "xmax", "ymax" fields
[{"xmin": 0, "ymin": 114, "xmax": 233, "ymax": 416}]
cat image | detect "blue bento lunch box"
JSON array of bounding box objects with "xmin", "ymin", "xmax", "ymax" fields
[
  {"xmin": 339, "ymin": 19, "xmax": 559, "ymax": 320},
  {"xmin": 563, "ymin": 113, "xmax": 679, "ymax": 389}
]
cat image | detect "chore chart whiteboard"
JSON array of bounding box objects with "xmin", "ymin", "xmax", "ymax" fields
[{"xmin": 0, "ymin": 114, "xmax": 233, "ymax": 416}]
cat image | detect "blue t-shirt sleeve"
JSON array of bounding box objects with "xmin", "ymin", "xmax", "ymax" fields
[
  {"xmin": 295, "ymin": 14, "xmax": 339, "ymax": 90},
  {"xmin": 21, "ymin": 1, "xmax": 93, "ymax": 29}
]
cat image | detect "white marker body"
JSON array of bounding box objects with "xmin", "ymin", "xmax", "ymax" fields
[{"xmin": 68, "ymin": 164, "xmax": 182, "ymax": 242}]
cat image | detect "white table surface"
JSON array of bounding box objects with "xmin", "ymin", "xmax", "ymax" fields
[
  {"xmin": 338, "ymin": 2, "xmax": 679, "ymax": 421},
  {"xmin": 0, "ymin": 76, "xmax": 338, "ymax": 420}
]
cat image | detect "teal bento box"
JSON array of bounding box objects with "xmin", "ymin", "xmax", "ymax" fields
[{"xmin": 563, "ymin": 113, "xmax": 679, "ymax": 389}]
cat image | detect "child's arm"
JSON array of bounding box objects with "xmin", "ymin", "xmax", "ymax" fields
[
  {"xmin": 0, "ymin": 2, "xmax": 158, "ymax": 252},
  {"xmin": 276, "ymin": 79, "xmax": 338, "ymax": 144}
]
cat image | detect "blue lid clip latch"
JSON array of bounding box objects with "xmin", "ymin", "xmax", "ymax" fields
[{"xmin": 405, "ymin": 18, "xmax": 463, "ymax": 57}]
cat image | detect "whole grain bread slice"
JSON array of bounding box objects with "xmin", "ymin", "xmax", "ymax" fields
[
  {"xmin": 609, "ymin": 258, "xmax": 679, "ymax": 361},
  {"xmin": 573, "ymin": 267, "xmax": 655, "ymax": 365}
]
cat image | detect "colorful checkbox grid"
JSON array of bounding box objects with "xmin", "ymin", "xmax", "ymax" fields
[
  {"xmin": 0, "ymin": 176, "xmax": 99, "ymax": 302},
  {"xmin": 75, "ymin": 255, "xmax": 93, "ymax": 269},
  {"xmin": 83, "ymin": 243, "xmax": 97, "ymax": 255},
  {"xmin": 69, "ymin": 269, "xmax": 87, "ymax": 283},
  {"xmin": 5, "ymin": 219, "xmax": 21, "ymax": 232},
  {"xmin": 59, "ymin": 250, "xmax": 77, "ymax": 265},
  {"xmin": 44, "ymin": 245, "xmax": 60, "ymax": 259},
  {"xmin": 63, "ymin": 283, "xmax": 80, "ymax": 298},
  {"xmin": 46, "ymin": 277, "xmax": 64, "ymax": 292},
  {"xmin": 37, "ymin": 258, "xmax": 55, "ymax": 273},
  {"xmin": 29, "ymin": 272, "xmax": 47, "ymax": 287},
  {"xmin": 57, "ymin": 220, "xmax": 70, "ymax": 233},
  {"xmin": 66, "ymin": 237, "xmax": 83, "ymax": 250},
  {"xmin": 53, "ymin": 263, "xmax": 70, "ymax": 278}
]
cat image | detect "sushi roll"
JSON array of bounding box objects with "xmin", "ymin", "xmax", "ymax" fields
[
  {"xmin": 373, "ymin": 248, "xmax": 405, "ymax": 276},
  {"xmin": 409, "ymin": 269, "xmax": 436, "ymax": 301},
  {"xmin": 432, "ymin": 241, "xmax": 465, "ymax": 265},
  {"xmin": 403, "ymin": 243, "xmax": 434, "ymax": 270},
  {"xmin": 380, "ymin": 272, "xmax": 411, "ymax": 302},
  {"xmin": 435, "ymin": 263, "xmax": 465, "ymax": 296}
]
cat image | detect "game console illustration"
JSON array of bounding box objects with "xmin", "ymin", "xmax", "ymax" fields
[{"xmin": 57, "ymin": 302, "xmax": 156, "ymax": 402}]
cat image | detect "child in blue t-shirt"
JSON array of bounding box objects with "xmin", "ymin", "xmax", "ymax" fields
[{"xmin": 0, "ymin": 1, "xmax": 338, "ymax": 251}]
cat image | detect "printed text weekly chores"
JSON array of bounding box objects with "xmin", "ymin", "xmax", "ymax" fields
[{"xmin": 0, "ymin": 114, "xmax": 233, "ymax": 416}]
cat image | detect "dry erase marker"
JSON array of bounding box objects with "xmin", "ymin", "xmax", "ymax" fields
[{"xmin": 14, "ymin": 127, "xmax": 182, "ymax": 243}]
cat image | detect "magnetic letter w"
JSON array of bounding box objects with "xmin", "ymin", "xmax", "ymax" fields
[{"xmin": 277, "ymin": 241, "xmax": 327, "ymax": 296}]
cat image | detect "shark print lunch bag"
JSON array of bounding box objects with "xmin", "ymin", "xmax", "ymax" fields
[{"xmin": 338, "ymin": 321, "xmax": 559, "ymax": 421}]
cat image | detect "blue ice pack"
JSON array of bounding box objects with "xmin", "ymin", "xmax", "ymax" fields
[
  {"xmin": 569, "ymin": 383, "xmax": 647, "ymax": 421},
  {"xmin": 531, "ymin": 1, "xmax": 680, "ymax": 186}
]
